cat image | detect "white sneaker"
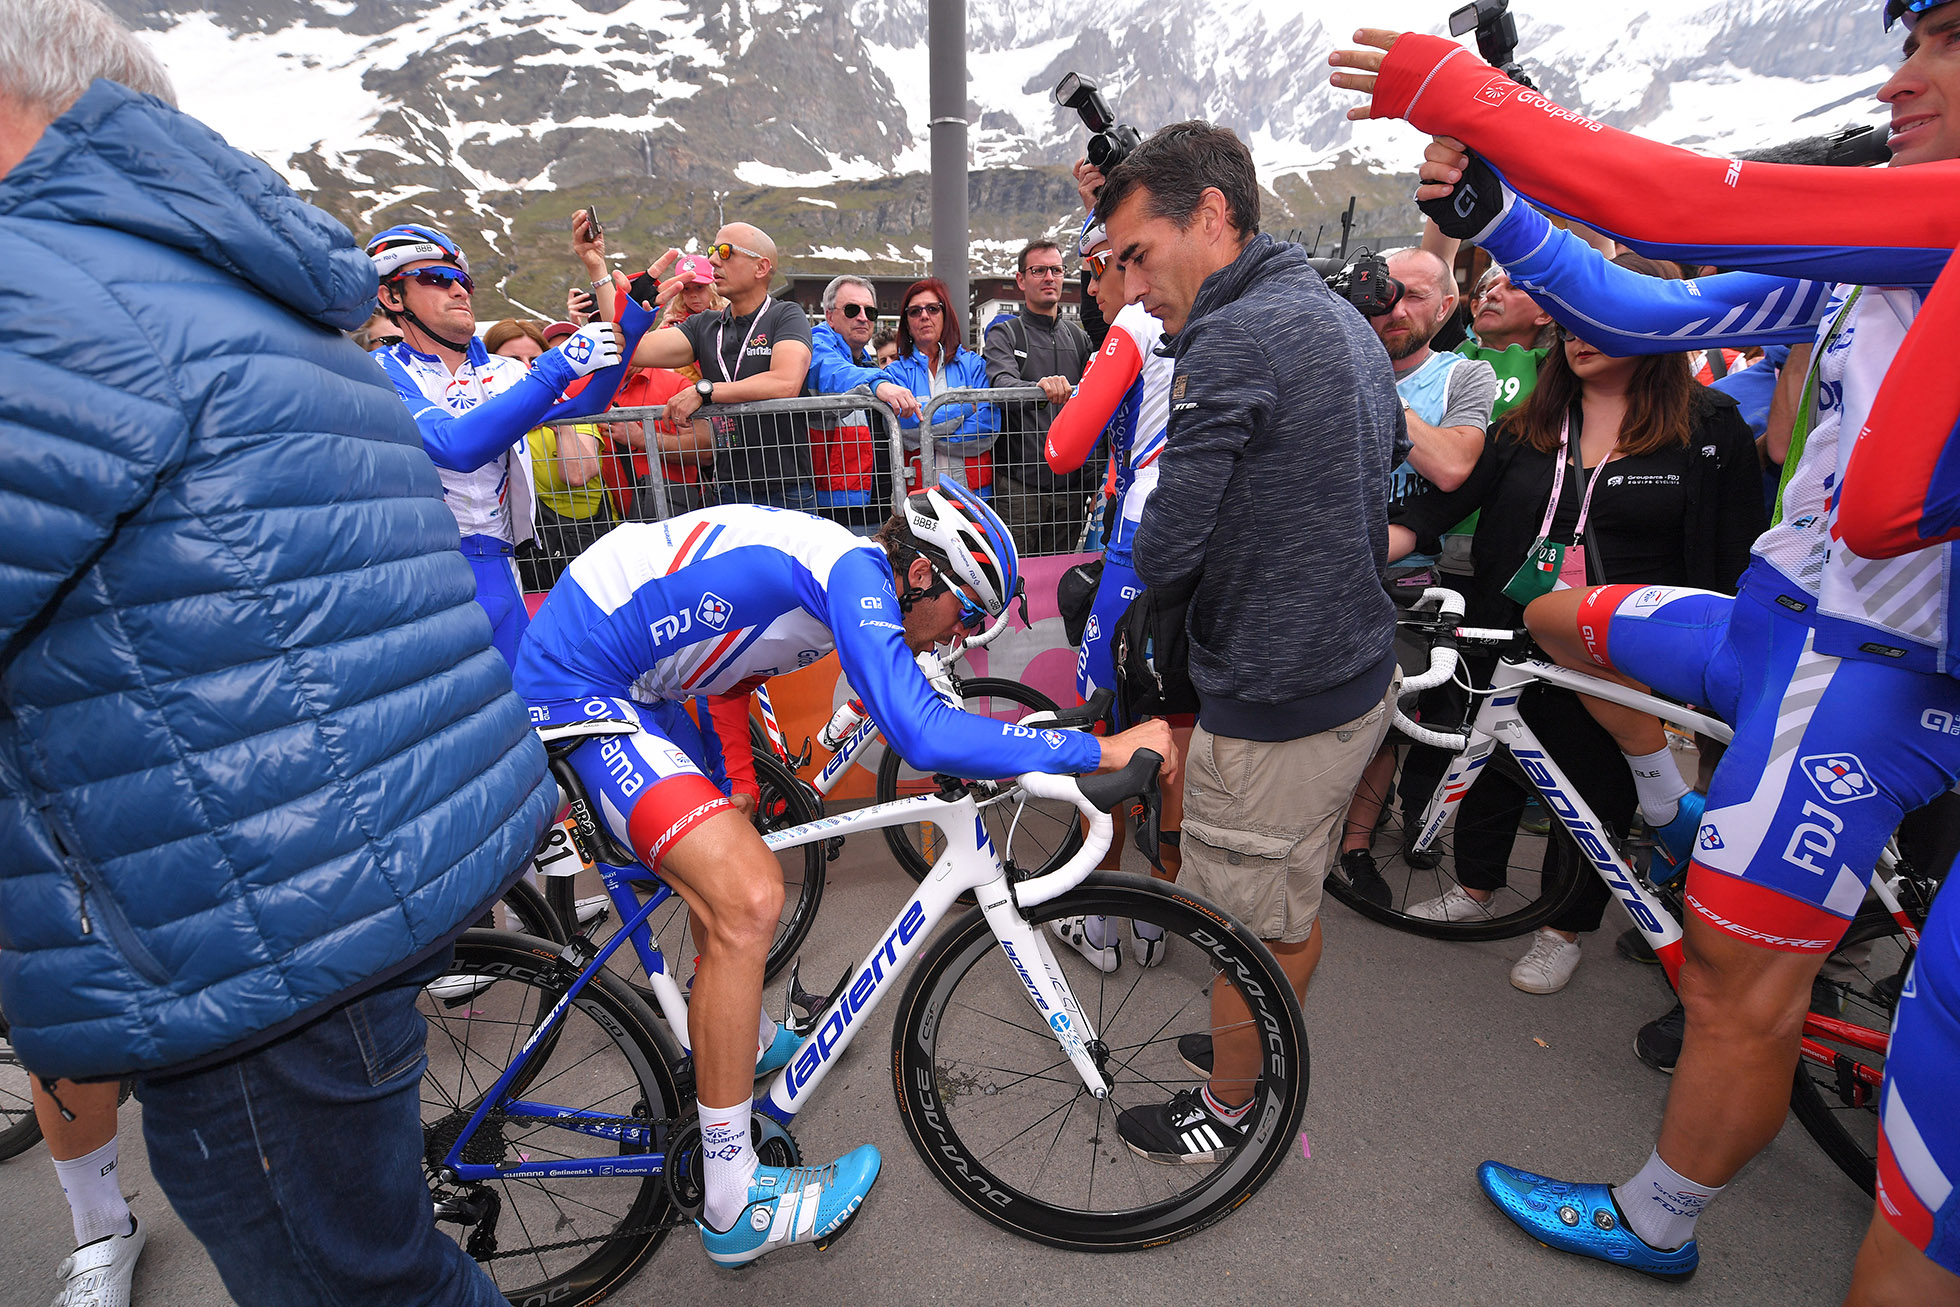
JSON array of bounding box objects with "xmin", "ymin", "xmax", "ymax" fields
[
  {"xmin": 1129, "ymin": 920, "xmax": 1167, "ymax": 968},
  {"xmin": 51, "ymin": 1217, "xmax": 145, "ymax": 1307},
  {"xmin": 425, "ymin": 973, "xmax": 494, "ymax": 1002},
  {"xmin": 574, "ymin": 894, "xmax": 611, "ymax": 928},
  {"xmin": 1405, "ymin": 885, "xmax": 1495, "ymax": 922},
  {"xmin": 1510, "ymin": 928, "xmax": 1582, "ymax": 994},
  {"xmin": 1049, "ymin": 916, "xmax": 1118, "ymax": 973}
]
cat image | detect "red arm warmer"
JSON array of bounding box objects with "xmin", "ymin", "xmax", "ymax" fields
[
  {"xmin": 1373, "ymin": 33, "xmax": 1960, "ymax": 273},
  {"xmin": 1837, "ymin": 245, "xmax": 1960, "ymax": 558},
  {"xmin": 1045, "ymin": 326, "xmax": 1143, "ymax": 473},
  {"xmin": 704, "ymin": 691, "xmax": 760, "ymax": 804}
]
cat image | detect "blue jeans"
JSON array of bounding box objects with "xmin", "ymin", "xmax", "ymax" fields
[{"xmin": 136, "ymin": 952, "xmax": 505, "ymax": 1307}]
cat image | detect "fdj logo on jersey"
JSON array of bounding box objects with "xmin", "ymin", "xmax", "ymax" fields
[
  {"xmin": 698, "ymin": 592, "xmax": 733, "ymax": 630},
  {"xmin": 1802, "ymin": 754, "xmax": 1875, "ymax": 803},
  {"xmin": 561, "ymin": 334, "xmax": 593, "ymax": 366}
]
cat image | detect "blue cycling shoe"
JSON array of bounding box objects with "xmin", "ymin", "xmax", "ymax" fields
[
  {"xmin": 698, "ymin": 1145, "xmax": 881, "ymax": 1268},
  {"xmin": 1649, "ymin": 790, "xmax": 1707, "ymax": 886},
  {"xmin": 755, "ymin": 1023, "xmax": 801, "ymax": 1076},
  {"xmin": 1477, "ymin": 1162, "xmax": 1698, "ymax": 1282}
]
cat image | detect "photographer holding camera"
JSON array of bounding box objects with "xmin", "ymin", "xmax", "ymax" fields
[{"xmin": 1094, "ymin": 121, "xmax": 1407, "ymax": 1163}]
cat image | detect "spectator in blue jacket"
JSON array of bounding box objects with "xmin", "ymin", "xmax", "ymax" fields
[
  {"xmin": 806, "ymin": 274, "xmax": 919, "ymax": 529},
  {"xmin": 885, "ymin": 276, "xmax": 1000, "ymax": 496},
  {"xmin": 0, "ymin": 4, "xmax": 553, "ymax": 1304}
]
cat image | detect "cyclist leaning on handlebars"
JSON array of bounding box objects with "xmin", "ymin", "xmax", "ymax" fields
[{"xmin": 511, "ymin": 483, "xmax": 1173, "ymax": 1268}]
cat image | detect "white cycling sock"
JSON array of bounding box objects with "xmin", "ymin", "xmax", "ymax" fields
[
  {"xmin": 757, "ymin": 1008, "xmax": 780, "ymax": 1060},
  {"xmin": 1201, "ymin": 1085, "xmax": 1252, "ymax": 1124},
  {"xmin": 1614, "ymin": 1149, "xmax": 1724, "ymax": 1251},
  {"xmin": 52, "ymin": 1138, "xmax": 131, "ymax": 1247},
  {"xmin": 699, "ymin": 1097, "xmax": 759, "ymax": 1234},
  {"xmin": 1624, "ymin": 747, "xmax": 1690, "ymax": 827}
]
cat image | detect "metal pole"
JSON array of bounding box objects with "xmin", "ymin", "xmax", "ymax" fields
[{"xmin": 928, "ymin": 0, "xmax": 969, "ymax": 331}]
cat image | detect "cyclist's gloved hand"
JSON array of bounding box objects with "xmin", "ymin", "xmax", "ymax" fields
[
  {"xmin": 1417, "ymin": 146, "xmax": 1510, "ymax": 241},
  {"xmin": 530, "ymin": 321, "xmax": 625, "ymax": 395}
]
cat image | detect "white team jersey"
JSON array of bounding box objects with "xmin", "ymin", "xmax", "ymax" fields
[
  {"xmin": 378, "ymin": 342, "xmax": 536, "ymax": 544},
  {"xmin": 1755, "ymin": 285, "xmax": 1949, "ymax": 668},
  {"xmin": 1113, "ymin": 303, "xmax": 1170, "ymax": 540}
]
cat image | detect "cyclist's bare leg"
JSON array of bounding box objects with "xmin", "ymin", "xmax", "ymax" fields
[
  {"xmin": 1653, "ymin": 913, "xmax": 1829, "ymax": 1186},
  {"xmin": 1209, "ymin": 919, "xmax": 1321, "ymax": 1106},
  {"xmin": 1524, "ymin": 590, "xmax": 1667, "ymax": 755},
  {"xmin": 647, "ymin": 809, "xmax": 785, "ymax": 1114},
  {"xmin": 1339, "ymin": 745, "xmax": 1397, "ymax": 856},
  {"xmin": 32, "ymin": 1078, "xmax": 118, "ymax": 1159},
  {"xmin": 1844, "ymin": 1208, "xmax": 1960, "ymax": 1307}
]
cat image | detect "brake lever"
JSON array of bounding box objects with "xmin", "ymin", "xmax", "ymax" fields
[{"xmin": 1130, "ymin": 784, "xmax": 1165, "ymax": 875}]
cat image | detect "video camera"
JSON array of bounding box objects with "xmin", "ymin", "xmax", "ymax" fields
[
  {"xmin": 1054, "ymin": 72, "xmax": 1142, "ymax": 173},
  {"xmin": 1450, "ymin": 0, "xmax": 1534, "ymax": 90},
  {"xmin": 1309, "ymin": 249, "xmax": 1405, "ymax": 318}
]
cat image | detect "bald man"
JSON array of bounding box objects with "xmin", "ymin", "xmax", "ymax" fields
[{"xmin": 582, "ymin": 220, "xmax": 817, "ymax": 509}]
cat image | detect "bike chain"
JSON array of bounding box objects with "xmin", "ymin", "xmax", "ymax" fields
[{"xmin": 430, "ymin": 1112, "xmax": 802, "ymax": 1261}]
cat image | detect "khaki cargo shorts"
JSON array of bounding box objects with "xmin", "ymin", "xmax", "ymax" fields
[{"xmin": 1177, "ymin": 676, "xmax": 1398, "ymax": 944}]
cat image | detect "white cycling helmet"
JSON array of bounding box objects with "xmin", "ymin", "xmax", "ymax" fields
[
  {"xmin": 906, "ymin": 475, "xmax": 1021, "ymax": 617},
  {"xmin": 364, "ymin": 223, "xmax": 471, "ymax": 280}
]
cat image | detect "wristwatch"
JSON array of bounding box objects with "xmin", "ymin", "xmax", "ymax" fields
[{"xmin": 695, "ymin": 379, "xmax": 714, "ymax": 404}]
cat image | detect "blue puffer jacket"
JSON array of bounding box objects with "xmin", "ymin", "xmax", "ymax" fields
[
  {"xmin": 885, "ymin": 345, "xmax": 999, "ymax": 454},
  {"xmin": 0, "ymin": 82, "xmax": 555, "ymax": 1080}
]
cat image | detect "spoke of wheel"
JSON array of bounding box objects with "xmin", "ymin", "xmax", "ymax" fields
[{"xmin": 973, "ymin": 1087, "xmax": 1090, "ymax": 1168}]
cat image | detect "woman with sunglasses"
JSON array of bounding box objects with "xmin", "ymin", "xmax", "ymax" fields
[
  {"xmin": 884, "ymin": 276, "xmax": 1000, "ymax": 496},
  {"xmin": 1386, "ymin": 253, "xmax": 1765, "ymax": 995},
  {"xmin": 365, "ymin": 222, "xmax": 626, "ymax": 666}
]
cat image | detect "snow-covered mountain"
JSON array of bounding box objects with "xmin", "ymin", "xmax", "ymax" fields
[{"xmin": 103, "ymin": 0, "xmax": 1904, "ymax": 311}]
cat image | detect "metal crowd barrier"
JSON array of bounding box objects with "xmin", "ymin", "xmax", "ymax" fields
[{"xmin": 520, "ymin": 386, "xmax": 1099, "ymax": 592}]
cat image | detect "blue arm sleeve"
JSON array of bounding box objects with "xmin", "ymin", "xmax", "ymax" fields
[
  {"xmin": 1480, "ymin": 199, "xmax": 1837, "ymax": 356},
  {"xmin": 823, "ymin": 551, "xmax": 1101, "ymax": 776}
]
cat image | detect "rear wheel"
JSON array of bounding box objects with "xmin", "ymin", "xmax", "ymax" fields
[
  {"xmin": 419, "ymin": 930, "xmax": 685, "ymax": 1307},
  {"xmin": 891, "ymin": 874, "xmax": 1308, "ymax": 1248},
  {"xmin": 1789, "ymin": 909, "xmax": 1917, "ymax": 1195},
  {"xmin": 0, "ymin": 1005, "xmax": 43, "ymax": 1161},
  {"xmin": 877, "ymin": 677, "xmax": 1086, "ymax": 891}
]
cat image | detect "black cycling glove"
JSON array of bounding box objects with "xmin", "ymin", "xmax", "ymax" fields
[{"xmin": 1417, "ymin": 148, "xmax": 1508, "ymax": 241}]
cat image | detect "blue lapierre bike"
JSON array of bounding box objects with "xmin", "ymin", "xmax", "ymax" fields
[{"xmin": 419, "ymin": 733, "xmax": 1309, "ymax": 1307}]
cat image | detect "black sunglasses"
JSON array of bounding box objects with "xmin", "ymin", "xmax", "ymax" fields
[
  {"xmin": 396, "ymin": 266, "xmax": 475, "ymax": 294},
  {"xmin": 839, "ymin": 303, "xmax": 876, "ymax": 320},
  {"xmin": 905, "ymin": 302, "xmax": 945, "ymax": 319}
]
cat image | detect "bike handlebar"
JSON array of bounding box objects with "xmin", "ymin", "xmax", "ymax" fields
[
  {"xmin": 1010, "ymin": 748, "xmax": 1164, "ymax": 909},
  {"xmin": 1392, "ymin": 587, "xmax": 1473, "ymax": 752}
]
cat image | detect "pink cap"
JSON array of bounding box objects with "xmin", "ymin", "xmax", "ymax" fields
[
  {"xmin": 542, "ymin": 320, "xmax": 578, "ymax": 342},
  {"xmin": 675, "ymin": 254, "xmax": 716, "ymax": 284}
]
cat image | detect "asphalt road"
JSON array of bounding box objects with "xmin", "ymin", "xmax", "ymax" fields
[{"xmin": 0, "ymin": 827, "xmax": 1872, "ymax": 1307}]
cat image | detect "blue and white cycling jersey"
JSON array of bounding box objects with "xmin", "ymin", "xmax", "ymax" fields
[
  {"xmin": 1103, "ymin": 304, "xmax": 1171, "ymax": 568},
  {"xmin": 374, "ymin": 339, "xmax": 535, "ymax": 545},
  {"xmin": 514, "ymin": 506, "xmax": 1103, "ymax": 777},
  {"xmin": 1476, "ymin": 199, "xmax": 1956, "ymax": 676}
]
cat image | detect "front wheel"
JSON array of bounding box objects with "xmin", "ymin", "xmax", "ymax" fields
[{"xmin": 890, "ymin": 874, "xmax": 1309, "ymax": 1249}]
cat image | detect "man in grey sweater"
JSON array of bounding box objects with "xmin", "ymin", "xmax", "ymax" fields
[{"xmin": 1098, "ymin": 120, "xmax": 1405, "ymax": 1165}]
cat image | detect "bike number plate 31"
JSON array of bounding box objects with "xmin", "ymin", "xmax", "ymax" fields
[{"xmin": 534, "ymin": 817, "xmax": 594, "ymax": 878}]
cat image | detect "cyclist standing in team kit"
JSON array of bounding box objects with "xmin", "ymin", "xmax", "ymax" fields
[
  {"xmin": 512, "ymin": 483, "xmax": 1174, "ymax": 1267},
  {"xmin": 1334, "ymin": 5, "xmax": 1960, "ymax": 1300}
]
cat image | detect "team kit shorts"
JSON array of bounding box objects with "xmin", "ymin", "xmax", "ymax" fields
[
  {"xmin": 1575, "ymin": 563, "xmax": 1960, "ymax": 1272},
  {"xmin": 533, "ymin": 695, "xmax": 741, "ymax": 874}
]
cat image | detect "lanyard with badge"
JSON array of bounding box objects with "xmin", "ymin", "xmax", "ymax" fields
[
  {"xmin": 709, "ymin": 304, "xmax": 764, "ymax": 448},
  {"xmin": 1502, "ymin": 409, "xmax": 1613, "ymax": 604}
]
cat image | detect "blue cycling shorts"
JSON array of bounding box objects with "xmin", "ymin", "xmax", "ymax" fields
[
  {"xmin": 1076, "ymin": 558, "xmax": 1143, "ymax": 703},
  {"xmin": 465, "ymin": 545, "xmax": 530, "ymax": 670},
  {"xmin": 532, "ymin": 696, "xmax": 734, "ymax": 874},
  {"xmin": 1574, "ymin": 562, "xmax": 1960, "ymax": 952},
  {"xmin": 1877, "ymin": 883, "xmax": 1960, "ymax": 1274}
]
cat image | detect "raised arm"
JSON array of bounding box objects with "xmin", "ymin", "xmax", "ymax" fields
[{"xmin": 1334, "ymin": 30, "xmax": 1960, "ymax": 286}]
